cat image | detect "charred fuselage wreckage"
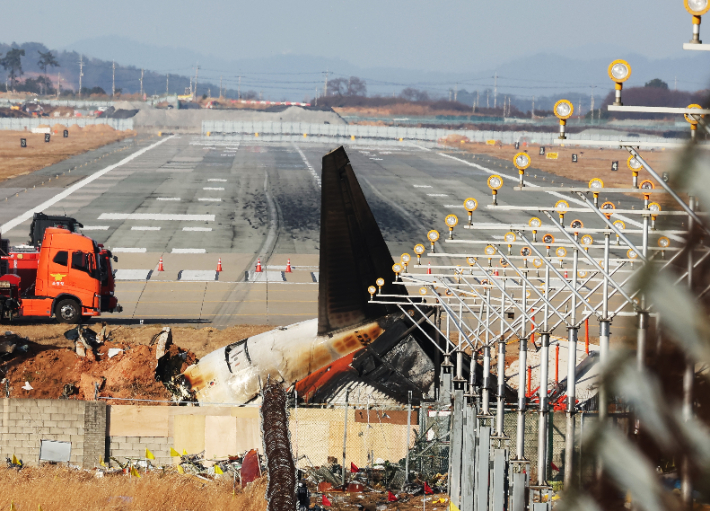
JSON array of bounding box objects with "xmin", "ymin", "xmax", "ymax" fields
[{"xmin": 182, "ymin": 147, "xmax": 498, "ymax": 405}]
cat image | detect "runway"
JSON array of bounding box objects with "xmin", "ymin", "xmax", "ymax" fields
[{"xmin": 0, "ymin": 134, "xmax": 646, "ymax": 335}]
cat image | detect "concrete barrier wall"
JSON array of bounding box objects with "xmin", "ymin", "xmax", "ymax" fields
[
  {"xmin": 0, "ymin": 399, "xmax": 105, "ymax": 468},
  {"xmin": 203, "ymin": 120, "xmax": 675, "ymax": 145},
  {"xmin": 1, "ymin": 399, "xmax": 415, "ymax": 469}
]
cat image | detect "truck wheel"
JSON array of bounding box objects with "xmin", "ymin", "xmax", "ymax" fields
[{"xmin": 55, "ymin": 298, "xmax": 81, "ymax": 324}]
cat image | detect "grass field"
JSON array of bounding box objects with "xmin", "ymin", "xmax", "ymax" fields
[
  {"xmin": 0, "ymin": 466, "xmax": 267, "ymax": 511},
  {"xmin": 0, "ymin": 125, "xmax": 136, "ymax": 183}
]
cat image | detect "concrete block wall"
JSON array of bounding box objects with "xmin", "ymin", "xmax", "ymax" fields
[
  {"xmin": 109, "ymin": 436, "xmax": 174, "ymax": 467},
  {"xmin": 0, "ymin": 398, "xmax": 106, "ymax": 468}
]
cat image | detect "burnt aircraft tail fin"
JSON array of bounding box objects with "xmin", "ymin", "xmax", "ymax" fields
[{"xmin": 318, "ymin": 146, "xmax": 406, "ymax": 336}]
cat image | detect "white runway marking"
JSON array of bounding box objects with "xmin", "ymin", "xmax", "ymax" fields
[
  {"xmin": 203, "ymin": 187, "xmax": 224, "ymax": 191},
  {"xmin": 183, "ymin": 227, "xmax": 212, "ymax": 232},
  {"xmin": 178, "ymin": 270, "xmax": 218, "ymax": 281},
  {"xmin": 99, "ymin": 213, "xmax": 215, "ymax": 221},
  {"xmin": 156, "ymin": 197, "xmax": 181, "ymax": 201},
  {"xmin": 115, "ymin": 269, "xmax": 153, "ymax": 281},
  {"xmin": 112, "ymin": 248, "xmax": 147, "ymax": 253},
  {"xmin": 292, "ymin": 143, "xmax": 321, "ymax": 188},
  {"xmin": 208, "ymin": 179, "xmax": 227, "ymax": 182},
  {"xmin": 172, "ymin": 248, "xmax": 206, "ymax": 254},
  {"xmin": 444, "ymin": 205, "xmax": 463, "ymax": 208},
  {"xmin": 1, "ymin": 136, "xmax": 174, "ymax": 234},
  {"xmin": 413, "ymin": 185, "xmax": 432, "ymax": 188},
  {"xmin": 198, "ymin": 198, "xmax": 222, "ymax": 202},
  {"xmin": 427, "ymin": 193, "xmax": 449, "ymax": 197},
  {"xmin": 131, "ymin": 226, "xmax": 161, "ymax": 231},
  {"xmin": 80, "ymin": 226, "xmax": 110, "ymax": 231}
]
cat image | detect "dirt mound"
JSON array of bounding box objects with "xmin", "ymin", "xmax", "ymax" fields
[
  {"xmin": 0, "ymin": 328, "xmax": 196, "ymax": 402},
  {"xmin": 51, "ymin": 124, "xmax": 67, "ymax": 133},
  {"xmin": 83, "ymin": 123, "xmax": 115, "ymax": 133},
  {"xmin": 67, "ymin": 124, "xmax": 83, "ymax": 132}
]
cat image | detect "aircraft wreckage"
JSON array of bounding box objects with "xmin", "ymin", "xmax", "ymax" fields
[{"xmin": 181, "ymin": 146, "xmax": 508, "ymax": 405}]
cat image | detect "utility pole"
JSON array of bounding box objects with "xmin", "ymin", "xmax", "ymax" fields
[
  {"xmin": 675, "ymin": 76, "xmax": 678, "ymax": 91},
  {"xmin": 56, "ymin": 72, "xmax": 61, "ymax": 99},
  {"xmin": 112, "ymin": 60, "xmax": 116, "ymax": 97},
  {"xmin": 493, "ymin": 72, "xmax": 498, "ymax": 109},
  {"xmin": 140, "ymin": 68, "xmax": 144, "ymax": 98},
  {"xmin": 578, "ymin": 97, "xmax": 582, "ymax": 119},
  {"xmin": 315, "ymin": 87, "xmax": 318, "ymax": 106},
  {"xmin": 195, "ymin": 64, "xmax": 200, "ymax": 97},
  {"xmin": 486, "ymin": 91, "xmax": 489, "ymax": 108},
  {"xmin": 78, "ymin": 55, "xmax": 84, "ymax": 97},
  {"xmin": 220, "ymin": 76, "xmax": 223, "ymax": 99},
  {"xmin": 166, "ymin": 74, "xmax": 169, "ymax": 95},
  {"xmin": 532, "ymin": 96, "xmax": 535, "ymax": 118},
  {"xmin": 454, "ymin": 82, "xmax": 458, "ymax": 102},
  {"xmin": 238, "ymin": 76, "xmax": 241, "ymax": 99},
  {"xmin": 590, "ymin": 93, "xmax": 595, "ymax": 124}
]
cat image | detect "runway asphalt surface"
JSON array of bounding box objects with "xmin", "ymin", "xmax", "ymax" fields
[{"xmin": 0, "ymin": 134, "xmax": 649, "ymax": 339}]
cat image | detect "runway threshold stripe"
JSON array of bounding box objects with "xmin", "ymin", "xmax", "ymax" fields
[
  {"xmin": 198, "ymin": 198, "xmax": 222, "ymax": 202},
  {"xmin": 1, "ymin": 136, "xmax": 175, "ymax": 234},
  {"xmin": 131, "ymin": 226, "xmax": 161, "ymax": 231},
  {"xmin": 183, "ymin": 227, "xmax": 212, "ymax": 231},
  {"xmin": 99, "ymin": 213, "xmax": 215, "ymax": 221},
  {"xmin": 112, "ymin": 248, "xmax": 147, "ymax": 253},
  {"xmin": 81, "ymin": 226, "xmax": 110, "ymax": 231},
  {"xmin": 156, "ymin": 197, "xmax": 181, "ymax": 201},
  {"xmin": 171, "ymin": 248, "xmax": 206, "ymax": 253}
]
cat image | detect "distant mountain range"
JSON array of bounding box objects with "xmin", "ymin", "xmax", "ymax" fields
[{"xmin": 0, "ymin": 37, "xmax": 707, "ymax": 111}]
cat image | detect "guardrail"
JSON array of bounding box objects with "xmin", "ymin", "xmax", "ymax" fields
[{"xmin": 202, "ymin": 120, "xmax": 677, "ymax": 145}]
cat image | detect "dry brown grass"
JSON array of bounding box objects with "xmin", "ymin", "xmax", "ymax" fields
[
  {"xmin": 0, "ymin": 466, "xmax": 268, "ymax": 511},
  {"xmin": 0, "ymin": 127, "xmax": 136, "ymax": 183}
]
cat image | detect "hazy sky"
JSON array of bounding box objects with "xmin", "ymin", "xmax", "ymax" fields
[{"xmin": 0, "ymin": 0, "xmax": 695, "ymax": 72}]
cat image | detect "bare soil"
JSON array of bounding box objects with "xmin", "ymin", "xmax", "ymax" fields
[
  {"xmin": 0, "ymin": 324, "xmax": 273, "ymax": 403},
  {"xmin": 0, "ymin": 126, "xmax": 136, "ymax": 183}
]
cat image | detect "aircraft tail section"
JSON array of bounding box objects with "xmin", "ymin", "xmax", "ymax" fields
[{"xmin": 318, "ymin": 146, "xmax": 406, "ymax": 336}]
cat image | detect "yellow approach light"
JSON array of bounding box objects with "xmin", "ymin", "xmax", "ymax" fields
[
  {"xmin": 685, "ymin": 103, "xmax": 704, "ymax": 139},
  {"xmin": 601, "ymin": 201, "xmax": 616, "ymax": 219},
  {"xmin": 553, "ymin": 100, "xmax": 574, "ymax": 139},
  {"xmin": 413, "ymin": 243, "xmax": 425, "ymax": 264},
  {"xmin": 419, "ymin": 287, "xmax": 428, "ymax": 296},
  {"xmin": 542, "ymin": 233, "xmax": 555, "ymax": 246},
  {"xmin": 400, "ymin": 253, "xmax": 411, "ymax": 268},
  {"xmin": 445, "ymin": 214, "xmax": 459, "ymax": 239},
  {"xmin": 484, "ymin": 245, "xmax": 497, "ymax": 256},
  {"xmin": 427, "ymin": 229, "xmax": 440, "ymax": 250},
  {"xmin": 487, "ymin": 175, "xmax": 503, "ymax": 205},
  {"xmin": 627, "ymin": 249, "xmax": 639, "ymax": 260},
  {"xmin": 556, "ymin": 247, "xmax": 568, "ymax": 258},
  {"xmin": 554, "ymin": 200, "xmax": 569, "ymax": 223},
  {"xmin": 532, "ymin": 257, "xmax": 544, "ymax": 268},
  {"xmin": 608, "ymin": 59, "xmax": 632, "ymax": 105},
  {"xmin": 464, "ymin": 197, "xmax": 478, "ymax": 225},
  {"xmin": 513, "ymin": 152, "xmax": 531, "ymax": 187},
  {"xmin": 658, "ymin": 236, "xmax": 671, "ymax": 248},
  {"xmin": 685, "ymin": 0, "xmax": 710, "ymax": 43},
  {"xmin": 368, "ymin": 286, "xmax": 377, "ymax": 298},
  {"xmin": 504, "ymin": 231, "xmax": 517, "ymax": 244},
  {"xmin": 376, "ymin": 277, "xmax": 385, "ymax": 292}
]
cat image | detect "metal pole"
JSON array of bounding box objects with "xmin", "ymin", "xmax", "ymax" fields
[
  {"xmin": 483, "ymin": 344, "xmax": 491, "ymax": 414},
  {"xmin": 497, "ymin": 339, "xmax": 506, "ymax": 436},
  {"xmin": 342, "ymin": 390, "xmax": 349, "ymax": 486},
  {"xmin": 516, "ymin": 277, "xmax": 527, "ymax": 459},
  {"xmin": 497, "ymin": 276, "xmax": 507, "ymax": 436},
  {"xmin": 404, "ymin": 391, "xmax": 412, "ymax": 485},
  {"xmin": 682, "ymin": 197, "xmax": 695, "ymax": 508},
  {"xmin": 537, "ymin": 264, "xmax": 551, "ymax": 485},
  {"xmin": 564, "ymin": 247, "xmax": 579, "ymax": 489}
]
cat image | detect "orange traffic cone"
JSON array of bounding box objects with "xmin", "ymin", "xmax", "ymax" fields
[
  {"xmin": 217, "ymin": 258, "xmax": 223, "ymax": 272},
  {"xmin": 255, "ymin": 258, "xmax": 263, "ymax": 273},
  {"xmin": 494, "ymin": 268, "xmax": 499, "ymax": 277},
  {"xmin": 564, "ymin": 270, "xmax": 568, "ymax": 279},
  {"xmin": 427, "ymin": 262, "xmax": 432, "ymax": 275},
  {"xmin": 158, "ymin": 257, "xmax": 164, "ymax": 272},
  {"xmin": 285, "ymin": 258, "xmax": 292, "ymax": 273}
]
